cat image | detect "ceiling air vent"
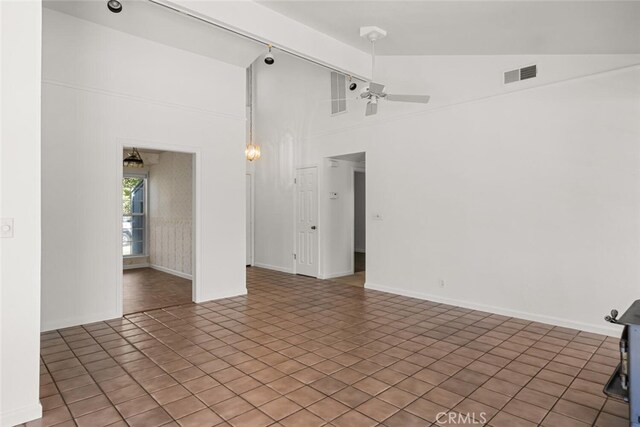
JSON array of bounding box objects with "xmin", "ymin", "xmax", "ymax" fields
[
  {"xmin": 504, "ymin": 64, "xmax": 537, "ymax": 84},
  {"xmin": 330, "ymin": 71, "xmax": 347, "ymax": 115}
]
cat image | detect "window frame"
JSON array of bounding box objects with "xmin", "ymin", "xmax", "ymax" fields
[{"xmin": 122, "ymin": 173, "xmax": 148, "ymax": 258}]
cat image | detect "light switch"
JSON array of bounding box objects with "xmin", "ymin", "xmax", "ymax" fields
[{"xmin": 1, "ymin": 218, "xmax": 14, "ymax": 238}]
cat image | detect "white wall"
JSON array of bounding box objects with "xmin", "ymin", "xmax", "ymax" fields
[
  {"xmin": 354, "ymin": 171, "xmax": 366, "ymax": 253},
  {"xmin": 149, "ymin": 151, "xmax": 193, "ymax": 278},
  {"xmin": 253, "ymin": 51, "xmax": 640, "ymax": 335},
  {"xmin": 0, "ymin": 1, "xmax": 43, "ymax": 425},
  {"xmin": 41, "ymin": 9, "xmax": 246, "ymax": 330}
]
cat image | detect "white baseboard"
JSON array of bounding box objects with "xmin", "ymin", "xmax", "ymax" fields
[
  {"xmin": 253, "ymin": 262, "xmax": 294, "ymax": 274},
  {"xmin": 150, "ymin": 264, "xmax": 193, "ymax": 280},
  {"xmin": 365, "ymin": 282, "xmax": 621, "ymax": 337},
  {"xmin": 42, "ymin": 311, "xmax": 122, "ymax": 332},
  {"xmin": 123, "ymin": 263, "xmax": 150, "ymax": 270},
  {"xmin": 196, "ymin": 288, "xmax": 247, "ymax": 304},
  {"xmin": 1, "ymin": 402, "xmax": 42, "ymax": 427},
  {"xmin": 323, "ymin": 271, "xmax": 355, "ymax": 279}
]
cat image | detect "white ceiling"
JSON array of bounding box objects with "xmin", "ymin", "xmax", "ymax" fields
[
  {"xmin": 44, "ymin": 0, "xmax": 265, "ymax": 67},
  {"xmin": 257, "ymin": 1, "xmax": 640, "ymax": 55}
]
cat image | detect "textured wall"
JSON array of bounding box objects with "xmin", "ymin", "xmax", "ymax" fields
[{"xmin": 149, "ymin": 152, "xmax": 193, "ymax": 276}]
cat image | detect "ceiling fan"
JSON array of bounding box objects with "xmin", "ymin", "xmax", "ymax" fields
[{"xmin": 359, "ymin": 26, "xmax": 430, "ymax": 116}]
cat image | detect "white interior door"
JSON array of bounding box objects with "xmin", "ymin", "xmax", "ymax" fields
[
  {"xmin": 246, "ymin": 174, "xmax": 252, "ymax": 266},
  {"xmin": 296, "ymin": 167, "xmax": 318, "ymax": 277}
]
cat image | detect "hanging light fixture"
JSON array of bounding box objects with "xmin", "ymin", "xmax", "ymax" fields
[
  {"xmin": 123, "ymin": 147, "xmax": 144, "ymax": 168},
  {"xmin": 245, "ymin": 65, "xmax": 261, "ymax": 161},
  {"xmin": 245, "ymin": 143, "xmax": 261, "ymax": 162}
]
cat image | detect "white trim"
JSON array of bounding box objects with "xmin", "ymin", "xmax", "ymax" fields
[
  {"xmin": 294, "ymin": 166, "xmax": 320, "ymax": 278},
  {"xmin": 116, "ymin": 138, "xmax": 199, "ymax": 315},
  {"xmin": 123, "ymin": 263, "xmax": 150, "ymax": 270},
  {"xmin": 323, "ymin": 270, "xmax": 355, "ymax": 280},
  {"xmin": 42, "ymin": 311, "xmax": 121, "ymax": 332},
  {"xmin": 0, "ymin": 403, "xmax": 43, "ymax": 427},
  {"xmin": 150, "ymin": 264, "xmax": 193, "ymax": 280},
  {"xmin": 350, "ymin": 166, "xmax": 366, "ymax": 276},
  {"xmin": 253, "ymin": 263, "xmax": 294, "ymax": 274},
  {"xmin": 365, "ymin": 282, "xmax": 621, "ymax": 337},
  {"xmin": 246, "ymin": 173, "xmax": 255, "ymax": 267},
  {"xmin": 197, "ymin": 289, "xmax": 247, "ymax": 304}
]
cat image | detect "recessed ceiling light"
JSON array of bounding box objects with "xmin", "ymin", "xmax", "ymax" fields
[{"xmin": 107, "ymin": 0, "xmax": 122, "ymax": 14}]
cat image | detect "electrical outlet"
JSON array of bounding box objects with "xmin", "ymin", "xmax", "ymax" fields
[
  {"xmin": 1, "ymin": 218, "xmax": 14, "ymax": 238},
  {"xmin": 439, "ymin": 279, "xmax": 445, "ymax": 288}
]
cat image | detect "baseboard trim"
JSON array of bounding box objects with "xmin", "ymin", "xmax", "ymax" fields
[
  {"xmin": 149, "ymin": 264, "xmax": 193, "ymax": 280},
  {"xmin": 365, "ymin": 282, "xmax": 621, "ymax": 337},
  {"xmin": 253, "ymin": 263, "xmax": 294, "ymax": 274},
  {"xmin": 1, "ymin": 402, "xmax": 42, "ymax": 427},
  {"xmin": 123, "ymin": 263, "xmax": 150, "ymax": 270},
  {"xmin": 196, "ymin": 289, "xmax": 247, "ymax": 304},
  {"xmin": 323, "ymin": 271, "xmax": 355, "ymax": 279},
  {"xmin": 42, "ymin": 311, "xmax": 121, "ymax": 332}
]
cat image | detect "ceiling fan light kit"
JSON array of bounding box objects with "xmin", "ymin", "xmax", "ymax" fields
[{"xmin": 358, "ymin": 26, "xmax": 430, "ymax": 116}]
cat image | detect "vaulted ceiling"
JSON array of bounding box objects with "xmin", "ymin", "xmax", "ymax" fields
[{"xmin": 257, "ymin": 1, "xmax": 640, "ymax": 55}]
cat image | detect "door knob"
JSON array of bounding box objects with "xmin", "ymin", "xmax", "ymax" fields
[{"xmin": 311, "ymin": 226, "xmax": 317, "ymax": 230}]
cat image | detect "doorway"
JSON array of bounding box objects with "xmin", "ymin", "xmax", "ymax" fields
[
  {"xmin": 121, "ymin": 148, "xmax": 195, "ymax": 314},
  {"xmin": 354, "ymin": 169, "xmax": 366, "ymax": 276},
  {"xmin": 325, "ymin": 153, "xmax": 366, "ymax": 286}
]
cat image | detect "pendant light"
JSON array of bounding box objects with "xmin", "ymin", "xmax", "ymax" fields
[
  {"xmin": 245, "ymin": 65, "xmax": 261, "ymax": 161},
  {"xmin": 123, "ymin": 148, "xmax": 144, "ymax": 168}
]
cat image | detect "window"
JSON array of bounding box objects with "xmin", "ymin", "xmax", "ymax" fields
[{"xmin": 123, "ymin": 176, "xmax": 146, "ymax": 256}]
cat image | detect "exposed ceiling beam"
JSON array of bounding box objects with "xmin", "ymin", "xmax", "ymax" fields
[{"xmin": 162, "ymin": 0, "xmax": 373, "ymax": 81}]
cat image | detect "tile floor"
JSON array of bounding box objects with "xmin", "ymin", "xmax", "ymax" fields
[
  {"xmin": 27, "ymin": 267, "xmax": 627, "ymax": 426},
  {"xmin": 123, "ymin": 268, "xmax": 192, "ymax": 315},
  {"xmin": 331, "ymin": 253, "xmax": 366, "ymax": 287}
]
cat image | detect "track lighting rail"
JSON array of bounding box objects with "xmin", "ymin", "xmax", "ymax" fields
[{"xmin": 146, "ymin": 0, "xmax": 367, "ymax": 83}]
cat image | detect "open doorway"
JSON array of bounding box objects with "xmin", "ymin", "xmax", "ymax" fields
[
  {"xmin": 325, "ymin": 152, "xmax": 366, "ymax": 287},
  {"xmin": 122, "ymin": 148, "xmax": 194, "ymax": 314},
  {"xmin": 354, "ymin": 169, "xmax": 366, "ymax": 276}
]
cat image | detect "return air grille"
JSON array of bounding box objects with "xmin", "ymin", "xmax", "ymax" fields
[
  {"xmin": 330, "ymin": 71, "xmax": 347, "ymax": 115},
  {"xmin": 504, "ymin": 64, "xmax": 537, "ymax": 84}
]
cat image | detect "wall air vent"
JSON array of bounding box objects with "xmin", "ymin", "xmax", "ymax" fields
[
  {"xmin": 330, "ymin": 71, "xmax": 347, "ymax": 115},
  {"xmin": 504, "ymin": 64, "xmax": 537, "ymax": 84}
]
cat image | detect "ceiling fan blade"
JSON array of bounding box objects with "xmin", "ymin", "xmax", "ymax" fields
[
  {"xmin": 365, "ymin": 101, "xmax": 378, "ymax": 116},
  {"xmin": 368, "ymin": 82, "xmax": 385, "ymax": 94},
  {"xmin": 386, "ymin": 94, "xmax": 431, "ymax": 104}
]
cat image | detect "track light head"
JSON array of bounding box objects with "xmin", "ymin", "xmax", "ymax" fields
[
  {"xmin": 107, "ymin": 0, "xmax": 122, "ymax": 13},
  {"xmin": 264, "ymin": 44, "xmax": 275, "ymax": 65}
]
